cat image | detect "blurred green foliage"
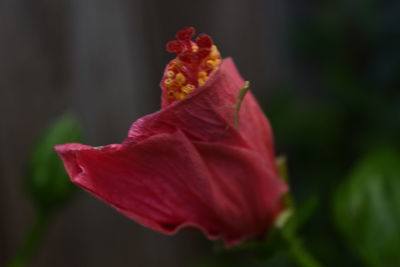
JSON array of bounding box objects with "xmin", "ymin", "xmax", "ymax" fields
[
  {"xmin": 26, "ymin": 114, "xmax": 83, "ymax": 214},
  {"xmin": 334, "ymin": 148, "xmax": 400, "ymax": 267}
]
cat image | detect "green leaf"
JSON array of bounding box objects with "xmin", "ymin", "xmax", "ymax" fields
[
  {"xmin": 26, "ymin": 113, "xmax": 83, "ymax": 213},
  {"xmin": 333, "ymin": 147, "xmax": 400, "ymax": 267}
]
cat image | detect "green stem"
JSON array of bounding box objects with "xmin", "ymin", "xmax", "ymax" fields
[
  {"xmin": 8, "ymin": 211, "xmax": 50, "ymax": 267},
  {"xmin": 282, "ymin": 231, "xmax": 323, "ymax": 267},
  {"xmin": 276, "ymin": 156, "xmax": 322, "ymax": 266}
]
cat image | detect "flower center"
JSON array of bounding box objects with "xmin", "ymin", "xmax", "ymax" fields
[{"xmin": 161, "ymin": 27, "xmax": 222, "ymax": 102}]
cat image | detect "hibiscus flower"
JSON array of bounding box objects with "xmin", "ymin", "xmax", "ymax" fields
[{"xmin": 55, "ymin": 27, "xmax": 288, "ymax": 247}]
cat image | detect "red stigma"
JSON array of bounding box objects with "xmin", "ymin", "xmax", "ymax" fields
[
  {"xmin": 176, "ymin": 27, "xmax": 195, "ymax": 40},
  {"xmin": 166, "ymin": 40, "xmax": 183, "ymax": 53},
  {"xmin": 197, "ymin": 48, "xmax": 211, "ymax": 59},
  {"xmin": 196, "ymin": 34, "xmax": 213, "ymax": 48}
]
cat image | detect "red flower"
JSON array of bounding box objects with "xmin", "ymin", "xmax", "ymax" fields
[{"xmin": 55, "ymin": 27, "xmax": 288, "ymax": 247}]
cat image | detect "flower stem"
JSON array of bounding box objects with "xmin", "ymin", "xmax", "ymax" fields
[
  {"xmin": 8, "ymin": 211, "xmax": 50, "ymax": 267},
  {"xmin": 282, "ymin": 231, "xmax": 323, "ymax": 267}
]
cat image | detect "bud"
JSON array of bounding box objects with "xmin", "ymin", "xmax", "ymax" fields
[{"xmin": 26, "ymin": 114, "xmax": 83, "ymax": 213}]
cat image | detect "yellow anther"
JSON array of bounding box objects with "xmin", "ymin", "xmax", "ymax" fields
[
  {"xmin": 192, "ymin": 45, "xmax": 199, "ymax": 52},
  {"xmin": 198, "ymin": 78, "xmax": 206, "ymax": 87},
  {"xmin": 168, "ymin": 60, "xmax": 182, "ymax": 71},
  {"xmin": 206, "ymin": 60, "xmax": 217, "ymax": 68},
  {"xmin": 175, "ymin": 73, "xmax": 186, "ymax": 85},
  {"xmin": 175, "ymin": 91, "xmax": 186, "ymax": 100},
  {"xmin": 198, "ymin": 71, "xmax": 208, "ymax": 78},
  {"xmin": 210, "ymin": 45, "xmax": 220, "ymax": 59},
  {"xmin": 166, "ymin": 70, "xmax": 175, "ymax": 78},
  {"xmin": 181, "ymin": 86, "xmax": 191, "ymax": 94},
  {"xmin": 164, "ymin": 78, "xmax": 173, "ymax": 85},
  {"xmin": 181, "ymin": 84, "xmax": 195, "ymax": 94}
]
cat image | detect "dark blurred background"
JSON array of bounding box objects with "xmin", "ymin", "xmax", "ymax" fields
[{"xmin": 1, "ymin": 0, "xmax": 399, "ymax": 266}]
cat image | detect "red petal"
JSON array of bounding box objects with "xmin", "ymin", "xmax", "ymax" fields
[
  {"xmin": 196, "ymin": 142, "xmax": 287, "ymax": 245},
  {"xmin": 55, "ymin": 130, "xmax": 286, "ymax": 247},
  {"xmin": 56, "ymin": 132, "xmax": 224, "ymax": 242}
]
